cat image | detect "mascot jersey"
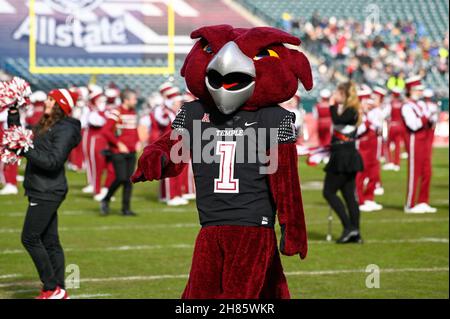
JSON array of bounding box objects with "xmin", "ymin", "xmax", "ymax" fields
[{"xmin": 172, "ymin": 100, "xmax": 297, "ymax": 228}]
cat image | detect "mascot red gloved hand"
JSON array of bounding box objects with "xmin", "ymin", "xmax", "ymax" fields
[{"xmin": 132, "ymin": 25, "xmax": 313, "ymax": 299}]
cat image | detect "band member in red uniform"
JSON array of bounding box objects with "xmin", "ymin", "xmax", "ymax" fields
[
  {"xmin": 383, "ymin": 87, "xmax": 406, "ymax": 171},
  {"xmin": 26, "ymin": 91, "xmax": 47, "ymax": 129},
  {"xmin": 372, "ymin": 87, "xmax": 387, "ymax": 196},
  {"xmin": 314, "ymin": 89, "xmax": 332, "ymax": 146},
  {"xmin": 356, "ymin": 86, "xmax": 383, "ymax": 212},
  {"xmin": 401, "ymin": 76, "xmax": 437, "ymax": 214},
  {"xmin": 157, "ymin": 87, "xmax": 189, "ymax": 206},
  {"xmin": 100, "ymin": 89, "xmax": 140, "ymax": 216},
  {"xmin": 85, "ymin": 91, "xmax": 111, "ymax": 201}
]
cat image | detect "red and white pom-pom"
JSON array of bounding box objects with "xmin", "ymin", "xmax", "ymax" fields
[
  {"xmin": 0, "ymin": 126, "xmax": 34, "ymax": 164},
  {"xmin": 0, "ymin": 77, "xmax": 32, "ymax": 112}
]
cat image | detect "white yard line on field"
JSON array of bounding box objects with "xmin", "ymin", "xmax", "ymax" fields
[
  {"xmin": 284, "ymin": 267, "xmax": 449, "ymax": 276},
  {"xmin": 1, "ymin": 216, "xmax": 449, "ymax": 234},
  {"xmin": 309, "ymin": 238, "xmax": 449, "ymax": 244},
  {"xmin": 0, "ymin": 274, "xmax": 21, "ymax": 279},
  {"xmin": 0, "ymin": 223, "xmax": 200, "ymax": 234},
  {"xmin": 0, "ymin": 267, "xmax": 447, "ymax": 289},
  {"xmin": 1, "ymin": 207, "xmax": 196, "ymax": 217},
  {"xmin": 1, "ymin": 238, "xmax": 447, "ymax": 255}
]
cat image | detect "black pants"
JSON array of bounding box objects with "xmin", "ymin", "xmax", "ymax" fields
[
  {"xmin": 323, "ymin": 171, "xmax": 360, "ymax": 232},
  {"xmin": 21, "ymin": 198, "xmax": 65, "ymax": 291},
  {"xmin": 104, "ymin": 152, "xmax": 136, "ymax": 211}
]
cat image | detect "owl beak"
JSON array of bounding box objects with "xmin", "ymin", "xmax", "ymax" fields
[{"xmin": 205, "ymin": 41, "xmax": 256, "ymax": 115}]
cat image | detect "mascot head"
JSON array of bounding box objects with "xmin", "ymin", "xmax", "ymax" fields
[{"xmin": 181, "ymin": 24, "xmax": 313, "ymax": 114}]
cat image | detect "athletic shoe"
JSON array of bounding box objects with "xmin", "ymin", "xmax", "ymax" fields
[
  {"xmin": 82, "ymin": 185, "xmax": 94, "ymax": 194},
  {"xmin": 182, "ymin": 193, "xmax": 196, "ymax": 201},
  {"xmin": 359, "ymin": 203, "xmax": 375, "ymax": 212},
  {"xmin": 336, "ymin": 230, "xmax": 359, "ymax": 244},
  {"xmin": 401, "ymin": 152, "xmax": 408, "ymax": 159},
  {"xmin": 415, "ymin": 203, "xmax": 437, "ymax": 213},
  {"xmin": 93, "ymin": 187, "xmax": 108, "ymax": 202},
  {"xmin": 0, "ymin": 184, "xmax": 18, "ymax": 195},
  {"xmin": 404, "ymin": 205, "xmax": 427, "ymax": 214},
  {"xmin": 17, "ymin": 175, "xmax": 24, "ymax": 182},
  {"xmin": 167, "ymin": 196, "xmax": 189, "ymax": 206},
  {"xmin": 122, "ymin": 210, "xmax": 137, "ymax": 217},
  {"xmin": 100, "ymin": 200, "xmax": 110, "ymax": 216},
  {"xmin": 350, "ymin": 232, "xmax": 364, "ymax": 244},
  {"xmin": 366, "ymin": 200, "xmax": 383, "ymax": 210},
  {"xmin": 374, "ymin": 187, "xmax": 384, "ymax": 196},
  {"xmin": 35, "ymin": 286, "xmax": 66, "ymax": 299},
  {"xmin": 360, "ymin": 201, "xmax": 382, "ymax": 212},
  {"xmin": 382, "ymin": 163, "xmax": 399, "ymax": 171}
]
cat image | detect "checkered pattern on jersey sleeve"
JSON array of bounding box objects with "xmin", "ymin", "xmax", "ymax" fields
[
  {"xmin": 277, "ymin": 111, "xmax": 297, "ymax": 144},
  {"xmin": 171, "ymin": 106, "xmax": 187, "ymax": 131}
]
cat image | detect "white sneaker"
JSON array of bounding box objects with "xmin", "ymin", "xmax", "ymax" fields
[
  {"xmin": 359, "ymin": 203, "xmax": 375, "ymax": 212},
  {"xmin": 392, "ymin": 164, "xmax": 400, "ymax": 172},
  {"xmin": 416, "ymin": 203, "xmax": 437, "ymax": 213},
  {"xmin": 374, "ymin": 187, "xmax": 384, "ymax": 196},
  {"xmin": 167, "ymin": 196, "xmax": 189, "ymax": 206},
  {"xmin": 401, "ymin": 152, "xmax": 408, "ymax": 159},
  {"xmin": 182, "ymin": 193, "xmax": 196, "ymax": 201},
  {"xmin": 404, "ymin": 205, "xmax": 427, "ymax": 214},
  {"xmin": 17, "ymin": 175, "xmax": 24, "ymax": 182},
  {"xmin": 382, "ymin": 163, "xmax": 396, "ymax": 171},
  {"xmin": 82, "ymin": 185, "xmax": 94, "ymax": 194},
  {"xmin": 366, "ymin": 200, "xmax": 383, "ymax": 210},
  {"xmin": 93, "ymin": 188, "xmax": 108, "ymax": 202},
  {"xmin": 48, "ymin": 287, "xmax": 67, "ymax": 299},
  {"xmin": 0, "ymin": 184, "xmax": 18, "ymax": 195}
]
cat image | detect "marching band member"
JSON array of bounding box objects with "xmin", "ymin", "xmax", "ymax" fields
[
  {"xmin": 314, "ymin": 88, "xmax": 332, "ymax": 146},
  {"xmin": 356, "ymin": 86, "xmax": 383, "ymax": 212},
  {"xmin": 372, "ymin": 87, "xmax": 388, "ymax": 196},
  {"xmin": 383, "ymin": 87, "xmax": 406, "ymax": 171},
  {"xmin": 26, "ymin": 91, "xmax": 47, "ymax": 129},
  {"xmin": 155, "ymin": 86, "xmax": 189, "ymax": 206},
  {"xmin": 402, "ymin": 76, "xmax": 437, "ymax": 213}
]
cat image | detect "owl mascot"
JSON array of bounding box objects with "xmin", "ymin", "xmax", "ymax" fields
[{"xmin": 132, "ymin": 25, "xmax": 313, "ymax": 299}]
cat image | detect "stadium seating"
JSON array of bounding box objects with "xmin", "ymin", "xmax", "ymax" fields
[
  {"xmin": 237, "ymin": 0, "xmax": 448, "ymax": 42},
  {"xmin": 237, "ymin": 0, "xmax": 449, "ymax": 103}
]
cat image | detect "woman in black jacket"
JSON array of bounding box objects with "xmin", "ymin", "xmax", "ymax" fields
[
  {"xmin": 9, "ymin": 89, "xmax": 81, "ymax": 299},
  {"xmin": 322, "ymin": 82, "xmax": 364, "ymax": 244}
]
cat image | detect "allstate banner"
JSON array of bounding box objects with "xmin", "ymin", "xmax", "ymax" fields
[{"xmin": 0, "ymin": 0, "xmax": 252, "ymax": 73}]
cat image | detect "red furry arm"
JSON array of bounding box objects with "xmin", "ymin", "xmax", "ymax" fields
[
  {"xmin": 131, "ymin": 129, "xmax": 187, "ymax": 183},
  {"xmin": 269, "ymin": 143, "xmax": 308, "ymax": 259}
]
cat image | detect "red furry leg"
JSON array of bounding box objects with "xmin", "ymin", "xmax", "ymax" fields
[{"xmin": 182, "ymin": 227, "xmax": 223, "ymax": 299}]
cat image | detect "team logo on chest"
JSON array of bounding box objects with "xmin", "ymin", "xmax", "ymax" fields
[{"xmin": 201, "ymin": 113, "xmax": 210, "ymax": 123}]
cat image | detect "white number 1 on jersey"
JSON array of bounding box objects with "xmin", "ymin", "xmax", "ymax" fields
[{"xmin": 214, "ymin": 141, "xmax": 239, "ymax": 193}]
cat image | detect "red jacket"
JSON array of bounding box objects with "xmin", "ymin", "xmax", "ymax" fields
[{"xmin": 101, "ymin": 106, "xmax": 139, "ymax": 153}]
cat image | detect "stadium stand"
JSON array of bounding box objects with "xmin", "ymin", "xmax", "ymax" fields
[{"xmin": 237, "ymin": 0, "xmax": 449, "ymax": 108}]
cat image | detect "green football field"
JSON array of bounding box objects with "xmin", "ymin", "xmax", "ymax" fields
[{"xmin": 0, "ymin": 148, "xmax": 448, "ymax": 299}]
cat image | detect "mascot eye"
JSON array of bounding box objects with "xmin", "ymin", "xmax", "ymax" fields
[
  {"xmin": 203, "ymin": 44, "xmax": 213, "ymax": 54},
  {"xmin": 253, "ymin": 49, "xmax": 279, "ymax": 60}
]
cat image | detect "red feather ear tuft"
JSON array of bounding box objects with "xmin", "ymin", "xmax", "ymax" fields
[
  {"xmin": 290, "ymin": 50, "xmax": 313, "ymax": 91},
  {"xmin": 181, "ymin": 40, "xmax": 202, "ymax": 78}
]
